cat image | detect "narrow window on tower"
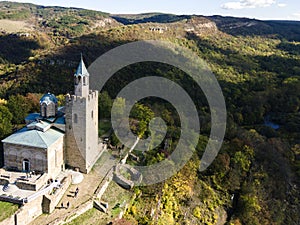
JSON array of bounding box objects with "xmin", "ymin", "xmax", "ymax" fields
[
  {"xmin": 74, "ymin": 114, "xmax": 78, "ymax": 123},
  {"xmin": 91, "ymin": 110, "xmax": 93, "ymax": 119}
]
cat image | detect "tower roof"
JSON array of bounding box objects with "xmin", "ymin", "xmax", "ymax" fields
[{"xmin": 75, "ymin": 55, "xmax": 89, "ymax": 77}]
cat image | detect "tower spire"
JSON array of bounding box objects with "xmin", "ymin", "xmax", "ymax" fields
[
  {"xmin": 75, "ymin": 54, "xmax": 89, "ymax": 77},
  {"xmin": 74, "ymin": 54, "xmax": 89, "ymax": 97}
]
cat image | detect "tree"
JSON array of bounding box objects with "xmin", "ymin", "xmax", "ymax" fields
[
  {"xmin": 7, "ymin": 94, "xmax": 30, "ymax": 124},
  {"xmin": 130, "ymin": 103, "xmax": 154, "ymax": 137},
  {"xmin": 0, "ymin": 105, "xmax": 13, "ymax": 139},
  {"xmin": 112, "ymin": 97, "xmax": 126, "ymax": 119},
  {"xmin": 25, "ymin": 93, "xmax": 42, "ymax": 112},
  {"xmin": 98, "ymin": 91, "xmax": 113, "ymax": 118},
  {"xmin": 56, "ymin": 94, "xmax": 66, "ymax": 107},
  {"xmin": 110, "ymin": 133, "xmax": 120, "ymax": 146}
]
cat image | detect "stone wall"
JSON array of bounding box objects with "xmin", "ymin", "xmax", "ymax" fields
[
  {"xmin": 65, "ymin": 90, "xmax": 101, "ymax": 174},
  {"xmin": 3, "ymin": 143, "xmax": 47, "ymax": 173},
  {"xmin": 15, "ymin": 181, "xmax": 36, "ymax": 191},
  {"xmin": 47, "ymin": 137, "xmax": 64, "ymax": 179},
  {"xmin": 15, "ymin": 173, "xmax": 48, "ymax": 191},
  {"xmin": 15, "ymin": 195, "xmax": 44, "ymax": 225},
  {"xmin": 48, "ymin": 199, "xmax": 93, "ymax": 225},
  {"xmin": 94, "ymin": 170, "xmax": 113, "ymax": 199},
  {"xmin": 113, "ymin": 164, "xmax": 142, "ymax": 189},
  {"xmin": 42, "ymin": 174, "xmax": 71, "ymax": 213},
  {"xmin": 65, "ymin": 95, "xmax": 88, "ymax": 173},
  {"xmin": 0, "ymin": 195, "xmax": 23, "ymax": 205},
  {"xmin": 0, "ymin": 177, "xmax": 9, "ymax": 185},
  {"xmin": 0, "ymin": 175, "xmax": 71, "ymax": 225},
  {"xmin": 85, "ymin": 90, "xmax": 101, "ymax": 173},
  {"xmin": 113, "ymin": 173, "xmax": 134, "ymax": 190}
]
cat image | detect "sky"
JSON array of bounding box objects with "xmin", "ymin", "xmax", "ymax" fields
[{"xmin": 7, "ymin": 0, "xmax": 300, "ymax": 21}]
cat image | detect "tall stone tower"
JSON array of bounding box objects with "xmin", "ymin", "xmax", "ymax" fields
[{"xmin": 65, "ymin": 56, "xmax": 101, "ymax": 173}]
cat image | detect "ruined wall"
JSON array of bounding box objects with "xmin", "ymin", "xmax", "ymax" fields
[{"xmin": 42, "ymin": 174, "xmax": 71, "ymax": 213}]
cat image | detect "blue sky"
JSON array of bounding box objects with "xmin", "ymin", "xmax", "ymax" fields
[{"xmin": 8, "ymin": 0, "xmax": 300, "ymax": 20}]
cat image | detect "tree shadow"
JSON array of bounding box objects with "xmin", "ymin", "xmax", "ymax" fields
[
  {"xmin": 276, "ymin": 41, "xmax": 300, "ymax": 56},
  {"xmin": 0, "ymin": 34, "xmax": 41, "ymax": 64}
]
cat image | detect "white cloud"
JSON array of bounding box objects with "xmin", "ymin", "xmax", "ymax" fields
[
  {"xmin": 221, "ymin": 0, "xmax": 276, "ymax": 10},
  {"xmin": 277, "ymin": 3, "xmax": 287, "ymax": 7},
  {"xmin": 292, "ymin": 13, "xmax": 300, "ymax": 19}
]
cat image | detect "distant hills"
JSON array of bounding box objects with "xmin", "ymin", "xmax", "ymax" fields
[{"xmin": 0, "ymin": 1, "xmax": 300, "ymax": 40}]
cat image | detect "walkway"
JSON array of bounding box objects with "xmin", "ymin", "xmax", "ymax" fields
[{"xmin": 29, "ymin": 151, "xmax": 119, "ymax": 225}]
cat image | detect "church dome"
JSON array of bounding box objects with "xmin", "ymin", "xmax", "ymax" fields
[
  {"xmin": 40, "ymin": 93, "xmax": 58, "ymax": 118},
  {"xmin": 40, "ymin": 93, "xmax": 58, "ymax": 105}
]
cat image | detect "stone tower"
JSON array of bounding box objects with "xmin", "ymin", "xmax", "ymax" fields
[{"xmin": 65, "ymin": 56, "xmax": 101, "ymax": 173}]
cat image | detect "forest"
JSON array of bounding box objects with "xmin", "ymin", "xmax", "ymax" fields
[{"xmin": 0, "ymin": 1, "xmax": 299, "ymax": 225}]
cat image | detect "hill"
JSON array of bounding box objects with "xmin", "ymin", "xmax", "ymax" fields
[{"xmin": 0, "ymin": 2, "xmax": 299, "ymax": 225}]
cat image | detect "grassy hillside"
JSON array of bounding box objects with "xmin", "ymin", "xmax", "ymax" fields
[{"xmin": 0, "ymin": 2, "xmax": 299, "ymax": 225}]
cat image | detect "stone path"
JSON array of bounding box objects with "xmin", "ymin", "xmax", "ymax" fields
[{"xmin": 29, "ymin": 150, "xmax": 119, "ymax": 225}]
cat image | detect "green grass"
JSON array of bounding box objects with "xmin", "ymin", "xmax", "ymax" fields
[
  {"xmin": 67, "ymin": 182, "xmax": 132, "ymax": 225},
  {"xmin": 0, "ymin": 201, "xmax": 19, "ymax": 222},
  {"xmin": 66, "ymin": 208, "xmax": 107, "ymax": 225}
]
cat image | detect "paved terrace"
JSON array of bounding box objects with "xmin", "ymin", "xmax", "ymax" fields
[{"xmin": 0, "ymin": 169, "xmax": 44, "ymax": 200}]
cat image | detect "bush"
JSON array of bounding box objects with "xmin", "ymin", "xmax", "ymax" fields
[{"xmin": 193, "ymin": 206, "xmax": 201, "ymax": 219}]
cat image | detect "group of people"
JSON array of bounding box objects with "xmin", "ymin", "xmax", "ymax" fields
[
  {"xmin": 60, "ymin": 187, "xmax": 80, "ymax": 210},
  {"xmin": 61, "ymin": 201, "xmax": 70, "ymax": 209}
]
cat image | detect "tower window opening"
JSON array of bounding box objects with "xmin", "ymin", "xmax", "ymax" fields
[{"xmin": 74, "ymin": 114, "xmax": 78, "ymax": 123}]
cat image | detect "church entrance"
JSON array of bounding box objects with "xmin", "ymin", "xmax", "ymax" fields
[{"xmin": 22, "ymin": 159, "xmax": 30, "ymax": 172}]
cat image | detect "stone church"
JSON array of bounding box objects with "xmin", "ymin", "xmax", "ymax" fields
[{"xmin": 2, "ymin": 57, "xmax": 104, "ymax": 179}]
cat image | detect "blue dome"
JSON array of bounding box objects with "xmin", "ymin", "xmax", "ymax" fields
[{"xmin": 40, "ymin": 93, "xmax": 58, "ymax": 105}]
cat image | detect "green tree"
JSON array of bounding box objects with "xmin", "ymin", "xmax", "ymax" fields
[
  {"xmin": 98, "ymin": 91, "xmax": 113, "ymax": 118},
  {"xmin": 56, "ymin": 94, "xmax": 66, "ymax": 107},
  {"xmin": 130, "ymin": 103, "xmax": 154, "ymax": 137},
  {"xmin": 7, "ymin": 94, "xmax": 30, "ymax": 124},
  {"xmin": 0, "ymin": 105, "xmax": 13, "ymax": 139},
  {"xmin": 110, "ymin": 133, "xmax": 120, "ymax": 146},
  {"xmin": 112, "ymin": 97, "xmax": 126, "ymax": 119}
]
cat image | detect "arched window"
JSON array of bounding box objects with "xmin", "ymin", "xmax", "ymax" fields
[
  {"xmin": 41, "ymin": 103, "xmax": 47, "ymax": 117},
  {"xmin": 74, "ymin": 77, "xmax": 79, "ymax": 85},
  {"xmin": 22, "ymin": 159, "xmax": 30, "ymax": 172},
  {"xmin": 83, "ymin": 77, "xmax": 86, "ymax": 85},
  {"xmin": 74, "ymin": 114, "xmax": 78, "ymax": 123}
]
